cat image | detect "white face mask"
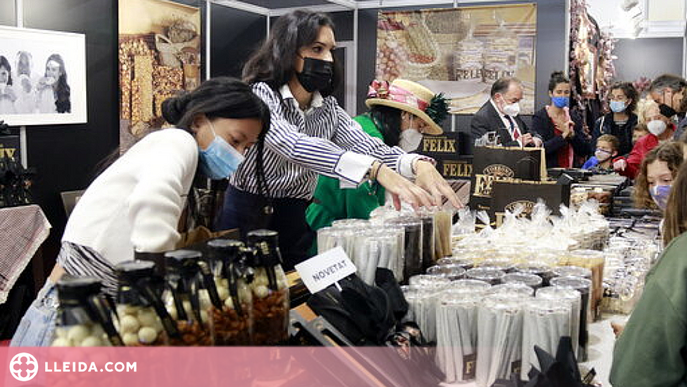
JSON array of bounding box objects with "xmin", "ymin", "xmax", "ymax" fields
[
  {"xmin": 500, "ymin": 98, "xmax": 521, "ymax": 117},
  {"xmin": 594, "ymin": 149, "xmax": 612, "ymax": 162},
  {"xmin": 647, "ymin": 119, "xmax": 667, "ymax": 136},
  {"xmin": 399, "ymin": 128, "xmax": 423, "ymax": 151}
]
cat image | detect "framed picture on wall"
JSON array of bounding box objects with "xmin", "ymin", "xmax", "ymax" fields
[{"xmin": 0, "ymin": 26, "xmax": 87, "ymax": 126}]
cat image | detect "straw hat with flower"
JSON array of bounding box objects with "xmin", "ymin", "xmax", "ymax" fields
[{"xmin": 365, "ymin": 79, "xmax": 449, "ymax": 135}]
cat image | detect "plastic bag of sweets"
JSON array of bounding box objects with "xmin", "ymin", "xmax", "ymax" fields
[
  {"xmin": 52, "ymin": 276, "xmax": 123, "ymax": 347},
  {"xmin": 246, "ymin": 230, "xmax": 290, "ymax": 346},
  {"xmin": 164, "ymin": 250, "xmax": 215, "ymax": 346},
  {"xmin": 114, "ymin": 261, "xmax": 170, "ymax": 346},
  {"xmin": 206, "ymin": 239, "xmax": 254, "ymax": 346}
]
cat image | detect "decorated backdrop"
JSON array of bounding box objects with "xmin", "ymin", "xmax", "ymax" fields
[
  {"xmin": 375, "ymin": 4, "xmax": 537, "ymax": 115},
  {"xmin": 118, "ymin": 0, "xmax": 201, "ymax": 152}
]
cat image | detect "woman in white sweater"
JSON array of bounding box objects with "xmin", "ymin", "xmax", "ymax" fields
[{"xmin": 11, "ymin": 77, "xmax": 271, "ymax": 346}]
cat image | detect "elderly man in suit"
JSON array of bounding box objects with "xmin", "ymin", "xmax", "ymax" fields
[{"xmin": 471, "ymin": 77, "xmax": 542, "ymax": 147}]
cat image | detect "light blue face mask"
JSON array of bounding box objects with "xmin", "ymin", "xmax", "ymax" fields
[
  {"xmin": 609, "ymin": 100, "xmax": 626, "ymax": 113},
  {"xmin": 650, "ymin": 184, "xmax": 671, "ymax": 210},
  {"xmin": 198, "ymin": 120, "xmax": 246, "ymax": 180}
]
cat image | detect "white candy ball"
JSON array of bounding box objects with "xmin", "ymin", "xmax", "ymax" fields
[
  {"xmin": 117, "ymin": 304, "xmax": 139, "ymax": 316},
  {"xmin": 55, "ymin": 327, "xmax": 68, "ymax": 338},
  {"xmin": 224, "ymin": 297, "xmax": 234, "ymax": 309},
  {"xmin": 67, "ymin": 325, "xmax": 90, "ymax": 344},
  {"xmin": 254, "ymin": 285, "xmax": 269, "ymax": 299},
  {"xmin": 52, "ymin": 337, "xmax": 71, "ymax": 347},
  {"xmin": 80, "ymin": 336, "xmax": 102, "ymax": 347},
  {"xmin": 122, "ymin": 333, "xmax": 139, "ymax": 346},
  {"xmin": 137, "ymin": 310, "xmax": 158, "ymax": 328},
  {"xmin": 138, "ymin": 327, "xmax": 157, "ymax": 344},
  {"xmin": 120, "ymin": 315, "xmax": 140, "ymax": 334}
]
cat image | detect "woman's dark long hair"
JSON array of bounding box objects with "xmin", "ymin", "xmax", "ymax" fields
[
  {"xmin": 366, "ymin": 105, "xmax": 402, "ymax": 147},
  {"xmin": 242, "ymin": 10, "xmax": 341, "ymax": 96},
  {"xmin": 0, "ymin": 56, "xmax": 13, "ymax": 85},
  {"xmin": 160, "ymin": 77, "xmax": 272, "ymax": 229},
  {"xmin": 46, "ymin": 54, "xmax": 71, "ymax": 113}
]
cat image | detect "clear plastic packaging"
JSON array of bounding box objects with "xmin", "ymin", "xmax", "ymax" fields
[
  {"xmin": 434, "ymin": 207, "xmax": 454, "ymax": 260},
  {"xmin": 549, "ymin": 276, "xmax": 592, "ymax": 361},
  {"xmin": 386, "ymin": 216, "xmax": 423, "ymax": 282},
  {"xmin": 520, "ymin": 298, "xmax": 572, "ymax": 380},
  {"xmin": 435, "ymin": 283, "xmax": 491, "ymax": 382},
  {"xmin": 427, "ymin": 264, "xmax": 466, "ymax": 280},
  {"xmin": 487, "ymin": 283, "xmax": 534, "ymax": 297},
  {"xmin": 114, "ymin": 261, "xmax": 167, "ymax": 346},
  {"xmin": 536, "ymin": 286, "xmax": 582, "ymax": 358},
  {"xmin": 246, "ymin": 230, "xmax": 290, "ymax": 346},
  {"xmin": 475, "ymin": 293, "xmax": 530, "ymax": 387},
  {"xmin": 164, "ymin": 250, "xmax": 215, "ymax": 346},
  {"xmin": 466, "ymin": 267, "xmax": 506, "ymax": 285},
  {"xmin": 558, "ymin": 249, "xmax": 605, "ymax": 320},
  {"xmin": 355, "ymin": 232, "xmax": 401, "ymax": 285},
  {"xmin": 52, "ymin": 277, "xmax": 121, "ymax": 347},
  {"xmin": 514, "ymin": 262, "xmax": 553, "ymax": 284},
  {"xmin": 437, "ymin": 256, "xmax": 475, "ymax": 270},
  {"xmin": 206, "ymin": 239, "xmax": 253, "ymax": 346},
  {"xmin": 502, "ymin": 273, "xmax": 543, "ymax": 289}
]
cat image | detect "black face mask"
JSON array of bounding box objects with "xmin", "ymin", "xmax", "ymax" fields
[
  {"xmin": 659, "ymin": 103, "xmax": 677, "ymax": 118},
  {"xmin": 296, "ymin": 57, "xmax": 334, "ymax": 93}
]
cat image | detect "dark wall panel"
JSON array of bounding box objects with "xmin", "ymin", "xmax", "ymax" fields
[
  {"xmin": 211, "ymin": 4, "xmax": 266, "ymax": 78},
  {"xmin": 3, "ymin": 0, "xmax": 120, "ymax": 271},
  {"xmin": 357, "ymin": 0, "xmax": 568, "ymax": 133},
  {"xmin": 613, "ymin": 37, "xmax": 683, "ymax": 83}
]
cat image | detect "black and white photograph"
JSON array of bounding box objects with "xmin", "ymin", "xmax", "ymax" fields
[{"xmin": 0, "ymin": 26, "xmax": 86, "ymax": 126}]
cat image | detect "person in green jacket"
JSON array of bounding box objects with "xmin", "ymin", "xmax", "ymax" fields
[
  {"xmin": 306, "ymin": 79, "xmax": 449, "ymax": 251},
  {"xmin": 610, "ymin": 159, "xmax": 687, "ymax": 387}
]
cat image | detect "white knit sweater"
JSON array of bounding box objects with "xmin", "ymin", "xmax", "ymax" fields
[{"xmin": 62, "ymin": 128, "xmax": 198, "ymax": 265}]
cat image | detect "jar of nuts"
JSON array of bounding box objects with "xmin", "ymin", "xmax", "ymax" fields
[
  {"xmin": 246, "ymin": 230, "xmax": 290, "ymax": 346},
  {"xmin": 206, "ymin": 239, "xmax": 254, "ymax": 346},
  {"xmin": 52, "ymin": 276, "xmax": 123, "ymax": 347},
  {"xmin": 163, "ymin": 250, "xmax": 215, "ymax": 346},
  {"xmin": 114, "ymin": 260, "xmax": 171, "ymax": 346}
]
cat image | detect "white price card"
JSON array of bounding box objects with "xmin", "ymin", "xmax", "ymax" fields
[{"xmin": 295, "ymin": 246, "xmax": 357, "ymax": 294}]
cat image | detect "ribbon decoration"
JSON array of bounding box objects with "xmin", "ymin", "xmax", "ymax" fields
[{"xmin": 367, "ymin": 80, "xmax": 429, "ymax": 112}]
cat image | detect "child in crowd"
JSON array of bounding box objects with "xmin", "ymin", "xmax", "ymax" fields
[
  {"xmin": 583, "ymin": 134, "xmax": 619, "ymax": 170},
  {"xmin": 633, "ymin": 141, "xmax": 684, "ymax": 210}
]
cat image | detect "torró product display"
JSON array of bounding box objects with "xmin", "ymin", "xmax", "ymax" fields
[
  {"xmin": 435, "ymin": 280, "xmax": 491, "ymax": 383},
  {"xmin": 246, "ymin": 230, "xmax": 290, "ymax": 346},
  {"xmin": 475, "ymin": 293, "xmax": 528, "ymax": 387},
  {"xmin": 386, "ymin": 216, "xmax": 424, "ymax": 282},
  {"xmin": 114, "ymin": 260, "xmax": 168, "ymax": 346},
  {"xmin": 52, "ymin": 277, "xmax": 122, "ymax": 347},
  {"xmin": 549, "ymin": 276, "xmax": 592, "ymax": 361},
  {"xmin": 164, "ymin": 250, "xmax": 215, "ymax": 346},
  {"xmin": 520, "ymin": 298, "xmax": 572, "ymax": 381},
  {"xmin": 206, "ymin": 239, "xmax": 253, "ymax": 346},
  {"xmin": 536, "ymin": 286, "xmax": 582, "ymax": 358}
]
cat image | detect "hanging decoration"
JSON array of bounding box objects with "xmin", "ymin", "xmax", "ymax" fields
[{"xmin": 568, "ymin": 0, "xmax": 617, "ymax": 134}]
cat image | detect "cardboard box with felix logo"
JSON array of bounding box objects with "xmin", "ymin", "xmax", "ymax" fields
[
  {"xmin": 417, "ymin": 132, "xmax": 474, "ymax": 183},
  {"xmin": 469, "ymin": 146, "xmax": 570, "ymax": 226}
]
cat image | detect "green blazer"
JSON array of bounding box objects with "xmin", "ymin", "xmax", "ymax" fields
[
  {"xmin": 610, "ymin": 232, "xmax": 687, "ymax": 387},
  {"xmin": 305, "ymin": 114, "xmax": 387, "ymax": 241}
]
